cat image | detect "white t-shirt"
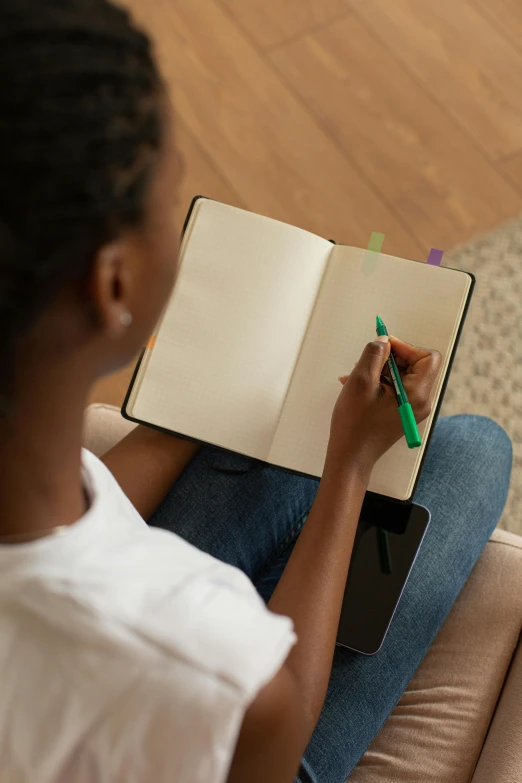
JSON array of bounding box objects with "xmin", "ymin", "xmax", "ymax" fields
[{"xmin": 0, "ymin": 450, "xmax": 296, "ymax": 783}]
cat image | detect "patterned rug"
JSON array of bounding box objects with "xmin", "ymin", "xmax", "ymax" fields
[{"xmin": 440, "ymin": 216, "xmax": 522, "ymax": 536}]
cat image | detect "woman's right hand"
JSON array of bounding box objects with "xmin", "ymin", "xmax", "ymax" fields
[{"xmin": 327, "ymin": 335, "xmax": 442, "ymax": 475}]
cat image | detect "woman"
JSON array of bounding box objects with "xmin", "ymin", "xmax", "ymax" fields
[{"xmin": 0, "ymin": 1, "xmax": 512, "ymax": 782}]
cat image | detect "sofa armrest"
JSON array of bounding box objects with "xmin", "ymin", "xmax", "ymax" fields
[
  {"xmin": 83, "ymin": 403, "xmax": 137, "ymax": 457},
  {"xmin": 471, "ymin": 635, "xmax": 522, "ymax": 783},
  {"xmin": 350, "ymin": 529, "xmax": 522, "ymax": 783}
]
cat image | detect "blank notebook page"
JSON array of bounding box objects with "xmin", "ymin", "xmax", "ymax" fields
[
  {"xmin": 269, "ymin": 245, "xmax": 471, "ymax": 500},
  {"xmin": 129, "ymin": 199, "xmax": 332, "ymax": 458}
]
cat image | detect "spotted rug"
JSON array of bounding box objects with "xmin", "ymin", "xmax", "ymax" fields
[{"xmin": 439, "ymin": 216, "xmax": 522, "ymax": 536}]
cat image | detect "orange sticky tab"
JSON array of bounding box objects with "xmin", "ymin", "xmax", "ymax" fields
[{"xmin": 146, "ymin": 335, "xmax": 156, "ymax": 350}]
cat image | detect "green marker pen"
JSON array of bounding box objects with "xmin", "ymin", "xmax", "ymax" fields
[{"xmin": 376, "ymin": 316, "xmax": 422, "ymax": 449}]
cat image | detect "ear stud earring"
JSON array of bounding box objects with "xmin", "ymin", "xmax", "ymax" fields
[{"xmin": 120, "ymin": 311, "xmax": 133, "ymax": 327}]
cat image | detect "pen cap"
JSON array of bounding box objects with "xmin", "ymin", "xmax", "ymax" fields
[{"xmin": 398, "ymin": 403, "xmax": 422, "ymax": 449}]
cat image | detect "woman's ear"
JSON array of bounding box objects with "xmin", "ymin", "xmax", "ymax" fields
[{"xmin": 89, "ymin": 240, "xmax": 134, "ymax": 338}]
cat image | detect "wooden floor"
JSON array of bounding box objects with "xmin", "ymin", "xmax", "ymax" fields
[{"xmin": 91, "ymin": 0, "xmax": 522, "ymax": 406}]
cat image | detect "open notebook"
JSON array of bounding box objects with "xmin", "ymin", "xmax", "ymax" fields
[{"xmin": 123, "ymin": 197, "xmax": 473, "ymax": 501}]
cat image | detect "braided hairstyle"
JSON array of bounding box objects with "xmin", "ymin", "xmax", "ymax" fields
[{"xmin": 0, "ymin": 0, "xmax": 164, "ymax": 408}]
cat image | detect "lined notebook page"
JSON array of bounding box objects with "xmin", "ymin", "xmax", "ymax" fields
[
  {"xmin": 129, "ymin": 199, "xmax": 332, "ymax": 458},
  {"xmin": 269, "ymin": 245, "xmax": 471, "ymax": 499}
]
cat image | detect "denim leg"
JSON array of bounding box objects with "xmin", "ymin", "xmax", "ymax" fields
[
  {"xmin": 297, "ymin": 415, "xmax": 512, "ymax": 783},
  {"xmin": 149, "ymin": 445, "xmax": 319, "ymax": 585}
]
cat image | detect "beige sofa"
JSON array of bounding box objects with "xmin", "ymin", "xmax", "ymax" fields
[{"xmin": 84, "ymin": 403, "xmax": 522, "ymax": 783}]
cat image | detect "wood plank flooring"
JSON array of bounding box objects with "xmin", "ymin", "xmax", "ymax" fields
[
  {"xmin": 501, "ymin": 150, "xmax": 522, "ymax": 191},
  {"xmin": 91, "ymin": 0, "xmax": 522, "ymax": 406}
]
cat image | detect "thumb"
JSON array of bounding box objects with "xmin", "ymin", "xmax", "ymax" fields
[{"xmin": 355, "ymin": 336, "xmax": 390, "ymax": 381}]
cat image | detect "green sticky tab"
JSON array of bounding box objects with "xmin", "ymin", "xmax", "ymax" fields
[
  {"xmin": 367, "ymin": 231, "xmax": 385, "ymax": 253},
  {"xmin": 363, "ymin": 232, "xmax": 385, "ymax": 276}
]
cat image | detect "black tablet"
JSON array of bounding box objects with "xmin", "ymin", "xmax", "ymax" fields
[{"xmin": 336, "ymin": 497, "xmax": 430, "ymax": 656}]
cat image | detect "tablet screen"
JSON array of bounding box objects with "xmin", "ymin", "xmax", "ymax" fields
[{"xmin": 336, "ymin": 498, "xmax": 430, "ymax": 655}]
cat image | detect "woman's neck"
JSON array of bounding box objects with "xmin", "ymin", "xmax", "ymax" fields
[{"xmin": 0, "ymin": 358, "xmax": 89, "ymax": 540}]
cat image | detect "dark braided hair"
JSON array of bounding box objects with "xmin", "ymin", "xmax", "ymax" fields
[{"xmin": 0, "ymin": 0, "xmax": 164, "ymax": 407}]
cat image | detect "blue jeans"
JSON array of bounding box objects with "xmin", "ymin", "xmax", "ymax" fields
[{"xmin": 149, "ymin": 415, "xmax": 512, "ymax": 782}]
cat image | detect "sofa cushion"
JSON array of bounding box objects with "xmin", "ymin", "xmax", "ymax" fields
[{"xmin": 348, "ymin": 529, "xmax": 522, "ymax": 782}]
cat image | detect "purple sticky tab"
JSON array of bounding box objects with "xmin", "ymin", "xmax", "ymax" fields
[{"xmin": 427, "ymin": 248, "xmax": 444, "ymax": 266}]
